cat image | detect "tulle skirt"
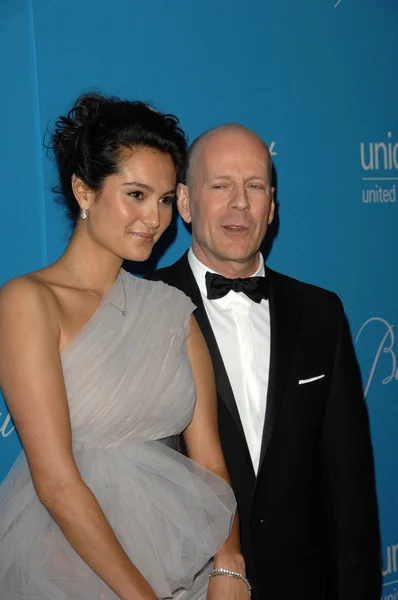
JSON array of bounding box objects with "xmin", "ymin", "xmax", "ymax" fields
[{"xmin": 0, "ymin": 439, "xmax": 236, "ymax": 599}]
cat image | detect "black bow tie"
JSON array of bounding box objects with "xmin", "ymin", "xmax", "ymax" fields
[{"xmin": 205, "ymin": 271, "xmax": 269, "ymax": 304}]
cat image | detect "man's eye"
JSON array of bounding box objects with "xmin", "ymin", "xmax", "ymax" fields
[
  {"xmin": 128, "ymin": 191, "xmax": 144, "ymax": 200},
  {"xmin": 212, "ymin": 185, "xmax": 226, "ymax": 190},
  {"xmin": 248, "ymin": 184, "xmax": 264, "ymax": 190}
]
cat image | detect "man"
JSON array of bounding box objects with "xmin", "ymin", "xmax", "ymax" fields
[{"xmin": 146, "ymin": 125, "xmax": 381, "ymax": 599}]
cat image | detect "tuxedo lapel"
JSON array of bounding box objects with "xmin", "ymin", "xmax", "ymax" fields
[
  {"xmin": 169, "ymin": 254, "xmax": 247, "ymax": 441},
  {"xmin": 258, "ymin": 268, "xmax": 300, "ymax": 472}
]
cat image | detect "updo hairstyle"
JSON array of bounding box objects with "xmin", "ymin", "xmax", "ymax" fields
[{"xmin": 51, "ymin": 93, "xmax": 187, "ymax": 223}]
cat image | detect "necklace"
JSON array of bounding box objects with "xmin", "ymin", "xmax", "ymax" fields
[{"xmin": 60, "ymin": 258, "xmax": 127, "ymax": 316}]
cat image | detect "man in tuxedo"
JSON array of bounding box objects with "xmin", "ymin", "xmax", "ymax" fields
[{"xmin": 146, "ymin": 125, "xmax": 380, "ymax": 599}]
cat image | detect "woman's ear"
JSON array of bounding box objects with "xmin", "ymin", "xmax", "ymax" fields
[{"xmin": 71, "ymin": 174, "xmax": 96, "ymax": 210}]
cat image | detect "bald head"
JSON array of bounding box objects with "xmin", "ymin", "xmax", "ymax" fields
[
  {"xmin": 177, "ymin": 123, "xmax": 275, "ymax": 278},
  {"xmin": 186, "ymin": 124, "xmax": 272, "ymax": 186}
]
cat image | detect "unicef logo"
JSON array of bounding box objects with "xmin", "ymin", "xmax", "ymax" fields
[
  {"xmin": 269, "ymin": 141, "xmax": 277, "ymax": 157},
  {"xmin": 359, "ymin": 132, "xmax": 398, "ymax": 204},
  {"xmin": 382, "ymin": 542, "xmax": 398, "ymax": 595}
]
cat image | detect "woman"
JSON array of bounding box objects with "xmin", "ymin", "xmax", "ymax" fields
[{"xmin": 0, "ymin": 94, "xmax": 251, "ymax": 600}]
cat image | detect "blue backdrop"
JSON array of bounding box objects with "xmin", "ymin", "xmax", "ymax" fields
[{"xmin": 1, "ymin": 1, "xmax": 397, "ymax": 596}]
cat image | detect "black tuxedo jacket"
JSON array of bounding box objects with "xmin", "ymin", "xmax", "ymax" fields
[{"xmin": 146, "ymin": 253, "xmax": 381, "ymax": 600}]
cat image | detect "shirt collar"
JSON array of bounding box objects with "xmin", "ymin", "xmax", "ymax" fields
[{"xmin": 188, "ymin": 248, "xmax": 265, "ymax": 307}]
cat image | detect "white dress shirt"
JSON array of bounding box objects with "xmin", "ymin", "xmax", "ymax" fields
[{"xmin": 188, "ymin": 249, "xmax": 271, "ymax": 474}]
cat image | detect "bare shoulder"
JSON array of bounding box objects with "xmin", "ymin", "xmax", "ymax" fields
[
  {"xmin": 1, "ymin": 272, "xmax": 55, "ymax": 309},
  {"xmin": 0, "ymin": 272, "xmax": 60, "ymax": 335}
]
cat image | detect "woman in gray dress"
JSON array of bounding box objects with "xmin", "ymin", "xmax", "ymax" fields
[{"xmin": 0, "ymin": 94, "xmax": 250, "ymax": 600}]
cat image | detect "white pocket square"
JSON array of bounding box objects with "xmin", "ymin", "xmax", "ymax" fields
[{"xmin": 298, "ymin": 374, "xmax": 325, "ymax": 385}]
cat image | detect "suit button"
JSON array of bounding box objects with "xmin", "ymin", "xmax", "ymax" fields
[{"xmin": 253, "ymin": 517, "xmax": 266, "ymax": 527}]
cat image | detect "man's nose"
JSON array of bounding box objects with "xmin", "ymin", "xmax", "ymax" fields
[{"xmin": 229, "ymin": 184, "xmax": 250, "ymax": 211}]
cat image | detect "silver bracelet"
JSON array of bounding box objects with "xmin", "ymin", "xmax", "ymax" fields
[{"xmin": 209, "ymin": 567, "xmax": 252, "ymax": 596}]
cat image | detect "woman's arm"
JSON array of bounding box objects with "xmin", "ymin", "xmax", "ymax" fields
[
  {"xmin": 184, "ymin": 316, "xmax": 250, "ymax": 598},
  {"xmin": 0, "ymin": 277, "xmax": 156, "ymax": 600}
]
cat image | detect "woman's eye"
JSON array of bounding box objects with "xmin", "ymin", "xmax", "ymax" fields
[
  {"xmin": 128, "ymin": 191, "xmax": 144, "ymax": 200},
  {"xmin": 160, "ymin": 195, "xmax": 175, "ymax": 205}
]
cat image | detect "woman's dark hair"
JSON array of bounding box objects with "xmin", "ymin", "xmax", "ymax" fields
[{"xmin": 51, "ymin": 93, "xmax": 187, "ymax": 223}]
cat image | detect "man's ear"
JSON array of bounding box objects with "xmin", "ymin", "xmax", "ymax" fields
[
  {"xmin": 71, "ymin": 174, "xmax": 96, "ymax": 210},
  {"xmin": 176, "ymin": 183, "xmax": 192, "ymax": 224},
  {"xmin": 268, "ymin": 187, "xmax": 276, "ymax": 224}
]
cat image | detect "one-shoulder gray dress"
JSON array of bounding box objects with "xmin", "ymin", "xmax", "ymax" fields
[{"xmin": 0, "ymin": 271, "xmax": 236, "ymax": 600}]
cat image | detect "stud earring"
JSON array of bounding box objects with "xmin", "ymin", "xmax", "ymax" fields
[{"xmin": 81, "ymin": 208, "xmax": 88, "ymax": 220}]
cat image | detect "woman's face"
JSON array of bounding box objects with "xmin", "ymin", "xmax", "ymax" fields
[{"xmin": 83, "ymin": 147, "xmax": 176, "ymax": 262}]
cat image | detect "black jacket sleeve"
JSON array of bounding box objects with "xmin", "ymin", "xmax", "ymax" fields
[{"xmin": 320, "ymin": 296, "xmax": 381, "ymax": 599}]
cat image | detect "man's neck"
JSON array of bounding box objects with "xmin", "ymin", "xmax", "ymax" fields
[{"xmin": 191, "ymin": 246, "xmax": 261, "ymax": 279}]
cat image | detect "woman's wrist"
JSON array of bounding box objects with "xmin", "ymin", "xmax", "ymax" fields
[
  {"xmin": 209, "ymin": 567, "xmax": 252, "ymax": 597},
  {"xmin": 213, "ymin": 551, "xmax": 246, "ymax": 575}
]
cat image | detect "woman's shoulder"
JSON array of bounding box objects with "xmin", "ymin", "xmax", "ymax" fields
[
  {"xmin": 0, "ymin": 269, "xmax": 59, "ymax": 322},
  {"xmin": 126, "ymin": 272, "xmax": 195, "ymax": 307},
  {"xmin": 124, "ymin": 272, "xmax": 196, "ymax": 329}
]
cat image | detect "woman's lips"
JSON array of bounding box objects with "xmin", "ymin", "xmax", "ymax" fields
[{"xmin": 129, "ymin": 232, "xmax": 155, "ymax": 242}]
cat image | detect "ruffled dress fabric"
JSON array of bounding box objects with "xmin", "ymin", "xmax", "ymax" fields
[{"xmin": 0, "ymin": 272, "xmax": 236, "ymax": 599}]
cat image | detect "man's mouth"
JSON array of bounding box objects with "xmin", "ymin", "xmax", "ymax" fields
[{"xmin": 222, "ymin": 225, "xmax": 249, "ymax": 232}]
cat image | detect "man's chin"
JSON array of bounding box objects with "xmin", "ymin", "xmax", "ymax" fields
[{"xmin": 217, "ymin": 248, "xmax": 260, "ymax": 264}]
